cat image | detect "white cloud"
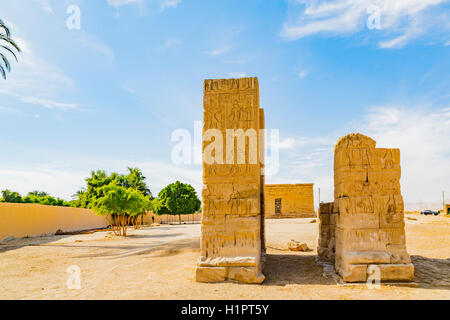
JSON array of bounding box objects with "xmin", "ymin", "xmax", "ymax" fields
[
  {"xmin": 161, "ymin": 37, "xmax": 183, "ymax": 49},
  {"xmin": 298, "ymin": 70, "xmax": 309, "ymax": 78},
  {"xmin": 281, "ymin": 0, "xmax": 448, "ymax": 48},
  {"xmin": 227, "ymin": 72, "xmax": 247, "ymax": 78},
  {"xmin": 1, "ymin": 106, "xmax": 447, "ymax": 209},
  {"xmin": 77, "ymin": 34, "xmax": 115, "ymax": 60},
  {"xmin": 0, "ymin": 37, "xmax": 77, "ymax": 109},
  {"xmin": 378, "ymin": 34, "xmax": 410, "ymax": 48},
  {"xmin": 0, "ymin": 166, "xmax": 87, "ymax": 200},
  {"xmin": 0, "ymin": 13, "xmax": 113, "ymax": 112},
  {"xmin": 266, "ymin": 105, "xmax": 450, "ymax": 208},
  {"xmin": 278, "ymin": 137, "xmax": 296, "ymax": 150},
  {"xmin": 106, "ymin": 0, "xmax": 181, "ymax": 11},
  {"xmin": 209, "ymin": 47, "xmax": 231, "ymax": 57},
  {"xmin": 34, "ymin": 0, "xmax": 53, "ymax": 13},
  {"xmin": 20, "ymin": 97, "xmax": 78, "ymax": 110},
  {"xmin": 106, "ymin": 0, "xmax": 142, "ymax": 8},
  {"xmin": 0, "ymin": 157, "xmax": 201, "ymax": 201},
  {"xmin": 266, "ymin": 132, "xmax": 336, "ymax": 207},
  {"xmin": 355, "ymin": 106, "xmax": 450, "ymax": 204},
  {"xmin": 159, "ymin": 0, "xmax": 181, "ymax": 11},
  {"xmin": 0, "ymin": 106, "xmax": 29, "ymax": 117}
]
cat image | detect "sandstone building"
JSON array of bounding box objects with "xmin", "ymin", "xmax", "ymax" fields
[{"xmin": 265, "ymin": 184, "xmax": 315, "ymax": 218}]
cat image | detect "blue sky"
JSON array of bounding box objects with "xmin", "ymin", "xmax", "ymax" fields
[{"xmin": 1, "ymin": 0, "xmax": 449, "ymax": 208}]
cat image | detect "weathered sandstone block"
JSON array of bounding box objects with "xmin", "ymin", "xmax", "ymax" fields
[
  {"xmin": 317, "ymin": 202, "xmax": 336, "ymax": 263},
  {"xmin": 196, "ymin": 77, "xmax": 265, "ymax": 283},
  {"xmin": 333, "ymin": 133, "xmax": 414, "ymax": 282}
]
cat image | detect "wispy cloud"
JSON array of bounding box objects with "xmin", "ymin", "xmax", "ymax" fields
[
  {"xmin": 0, "ymin": 106, "xmax": 36, "ymax": 117},
  {"xmin": 106, "ymin": 0, "xmax": 143, "ymax": 8},
  {"xmin": 267, "ymin": 105, "xmax": 450, "ymax": 206},
  {"xmin": 0, "ymin": 156, "xmax": 201, "ymax": 201},
  {"xmin": 33, "ymin": 0, "xmax": 53, "ymax": 13},
  {"xmin": 20, "ymin": 97, "xmax": 78, "ymax": 110},
  {"xmin": 1, "ymin": 106, "xmax": 448, "ymax": 205},
  {"xmin": 159, "ymin": 0, "xmax": 181, "ymax": 11},
  {"xmin": 278, "ymin": 137, "xmax": 296, "ymax": 150},
  {"xmin": 209, "ymin": 47, "xmax": 231, "ymax": 57},
  {"xmin": 161, "ymin": 37, "xmax": 183, "ymax": 49},
  {"xmin": 106, "ymin": 0, "xmax": 181, "ymax": 11},
  {"xmin": 281, "ymin": 0, "xmax": 449, "ymax": 48},
  {"xmin": 0, "ymin": 37, "xmax": 77, "ymax": 110},
  {"xmin": 227, "ymin": 72, "xmax": 247, "ymax": 78},
  {"xmin": 298, "ymin": 70, "xmax": 309, "ymax": 78},
  {"xmin": 77, "ymin": 34, "xmax": 115, "ymax": 60},
  {"xmin": 354, "ymin": 105, "xmax": 450, "ymax": 203}
]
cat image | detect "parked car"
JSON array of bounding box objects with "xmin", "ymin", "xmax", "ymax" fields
[{"xmin": 421, "ymin": 210, "xmax": 439, "ymax": 216}]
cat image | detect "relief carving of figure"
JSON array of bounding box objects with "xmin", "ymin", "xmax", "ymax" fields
[
  {"xmin": 382, "ymin": 150, "xmax": 394, "ymax": 169},
  {"xmin": 383, "ymin": 195, "xmax": 400, "ymax": 224},
  {"xmin": 228, "ymin": 183, "xmax": 241, "ymax": 214}
]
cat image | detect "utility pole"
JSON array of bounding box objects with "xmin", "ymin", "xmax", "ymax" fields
[
  {"xmin": 443, "ymin": 191, "xmax": 445, "ymax": 210},
  {"xmin": 318, "ymin": 187, "xmax": 321, "ymax": 204}
]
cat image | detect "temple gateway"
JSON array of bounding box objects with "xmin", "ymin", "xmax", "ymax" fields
[{"xmin": 196, "ymin": 77, "xmax": 413, "ymax": 284}]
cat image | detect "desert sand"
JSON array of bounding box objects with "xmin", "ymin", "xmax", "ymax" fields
[{"xmin": 0, "ymin": 214, "xmax": 449, "ymax": 300}]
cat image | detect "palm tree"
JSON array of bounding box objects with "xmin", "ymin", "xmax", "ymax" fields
[{"xmin": 0, "ymin": 19, "xmax": 21, "ymax": 79}]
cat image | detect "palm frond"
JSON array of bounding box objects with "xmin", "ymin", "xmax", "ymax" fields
[
  {"xmin": 0, "ymin": 34, "xmax": 20, "ymax": 52},
  {"xmin": 0, "ymin": 52, "xmax": 11, "ymax": 72},
  {"xmin": 0, "ymin": 64, "xmax": 6, "ymax": 79},
  {"xmin": 0, "ymin": 45, "xmax": 17, "ymax": 61},
  {"xmin": 0, "ymin": 19, "xmax": 11, "ymax": 37}
]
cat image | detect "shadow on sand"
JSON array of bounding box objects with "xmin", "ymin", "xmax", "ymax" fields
[
  {"xmin": 411, "ymin": 255, "xmax": 450, "ymax": 290},
  {"xmin": 263, "ymin": 253, "xmax": 335, "ymax": 286},
  {"xmin": 0, "ymin": 234, "xmax": 74, "ymax": 253},
  {"xmin": 261, "ymin": 253, "xmax": 450, "ymax": 290}
]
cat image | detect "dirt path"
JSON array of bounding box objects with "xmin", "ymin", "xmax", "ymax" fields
[{"xmin": 0, "ymin": 216, "xmax": 449, "ymax": 299}]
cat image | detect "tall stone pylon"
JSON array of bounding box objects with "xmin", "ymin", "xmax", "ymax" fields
[
  {"xmin": 196, "ymin": 77, "xmax": 265, "ymax": 283},
  {"xmin": 334, "ymin": 133, "xmax": 414, "ymax": 282}
]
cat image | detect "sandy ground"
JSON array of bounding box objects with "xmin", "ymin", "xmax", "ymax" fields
[{"xmin": 0, "ymin": 214, "xmax": 449, "ymax": 300}]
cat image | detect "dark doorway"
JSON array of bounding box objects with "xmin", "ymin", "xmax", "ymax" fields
[{"xmin": 275, "ymin": 198, "xmax": 282, "ymax": 215}]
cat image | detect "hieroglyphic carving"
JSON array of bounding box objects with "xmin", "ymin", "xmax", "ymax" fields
[
  {"xmin": 333, "ymin": 133, "xmax": 414, "ymax": 282},
  {"xmin": 196, "ymin": 77, "xmax": 265, "ymax": 283}
]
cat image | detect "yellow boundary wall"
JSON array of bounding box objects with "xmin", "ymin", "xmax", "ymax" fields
[
  {"xmin": 0, "ymin": 203, "xmax": 110, "ymax": 240},
  {"xmin": 0, "ymin": 203, "xmax": 203, "ymax": 240},
  {"xmin": 142, "ymin": 212, "xmax": 202, "ymax": 224}
]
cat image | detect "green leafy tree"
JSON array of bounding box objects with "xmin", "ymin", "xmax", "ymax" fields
[
  {"xmin": 154, "ymin": 181, "xmax": 201, "ymax": 224},
  {"xmin": 117, "ymin": 167, "xmax": 153, "ymax": 228},
  {"xmin": 28, "ymin": 191, "xmax": 49, "ymax": 197},
  {"xmin": 72, "ymin": 168, "xmax": 153, "ymax": 228},
  {"xmin": 118, "ymin": 167, "xmax": 152, "ymax": 198},
  {"xmin": 0, "ymin": 189, "xmax": 72, "ymax": 207},
  {"xmin": 91, "ymin": 182, "xmax": 151, "ymax": 236},
  {"xmin": 23, "ymin": 191, "xmax": 69, "ymax": 207},
  {"xmin": 72, "ymin": 170, "xmax": 120, "ymax": 208},
  {"xmin": 0, "ymin": 19, "xmax": 21, "ymax": 79},
  {"xmin": 0, "ymin": 189, "xmax": 23, "ymax": 203}
]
